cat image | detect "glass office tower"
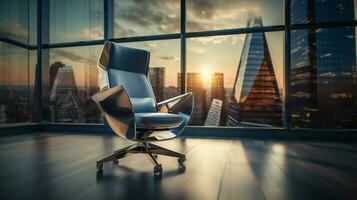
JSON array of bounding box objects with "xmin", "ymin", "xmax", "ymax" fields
[
  {"xmin": 210, "ymin": 73, "xmax": 227, "ymax": 125},
  {"xmin": 179, "ymin": 73, "xmax": 207, "ymax": 125},
  {"xmin": 227, "ymin": 13, "xmax": 283, "ymax": 127},
  {"xmin": 49, "ymin": 65, "xmax": 80, "ymax": 122},
  {"xmin": 205, "ymin": 98, "xmax": 223, "ymax": 126},
  {"xmin": 291, "ymin": 0, "xmax": 357, "ymax": 128},
  {"xmin": 149, "ymin": 67, "xmax": 165, "ymax": 102}
]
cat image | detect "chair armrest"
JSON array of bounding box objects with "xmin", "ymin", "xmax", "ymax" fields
[
  {"xmin": 157, "ymin": 92, "xmax": 191, "ymax": 110},
  {"xmin": 157, "ymin": 92, "xmax": 194, "ymax": 115},
  {"xmin": 92, "ymin": 86, "xmax": 136, "ymax": 140}
]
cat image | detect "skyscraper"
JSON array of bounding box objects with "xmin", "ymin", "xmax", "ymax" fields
[
  {"xmin": 84, "ymin": 62, "xmax": 99, "ymax": 97},
  {"xmin": 178, "ymin": 73, "xmax": 206, "ymax": 125},
  {"xmin": 0, "ymin": 105, "xmax": 5, "ymax": 124},
  {"xmin": 83, "ymin": 64, "xmax": 100, "ymax": 123},
  {"xmin": 211, "ymin": 73, "xmax": 226, "ymax": 125},
  {"xmin": 291, "ymin": 0, "xmax": 357, "ymax": 128},
  {"xmin": 227, "ymin": 13, "xmax": 283, "ymax": 127},
  {"xmin": 49, "ymin": 61, "xmax": 65, "ymax": 91},
  {"xmin": 149, "ymin": 67, "xmax": 165, "ymax": 102},
  {"xmin": 204, "ymin": 98, "xmax": 223, "ymax": 126},
  {"xmin": 49, "ymin": 65, "xmax": 81, "ymax": 122},
  {"xmin": 164, "ymin": 86, "xmax": 178, "ymax": 100}
]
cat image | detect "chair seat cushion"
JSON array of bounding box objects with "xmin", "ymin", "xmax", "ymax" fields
[{"xmin": 135, "ymin": 113, "xmax": 184, "ymax": 129}]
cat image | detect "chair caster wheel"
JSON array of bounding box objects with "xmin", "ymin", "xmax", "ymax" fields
[
  {"xmin": 178, "ymin": 157, "xmax": 186, "ymax": 164},
  {"xmin": 153, "ymin": 164, "xmax": 162, "ymax": 177}
]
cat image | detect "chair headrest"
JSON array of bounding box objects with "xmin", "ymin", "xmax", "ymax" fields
[{"xmin": 98, "ymin": 41, "xmax": 150, "ymax": 74}]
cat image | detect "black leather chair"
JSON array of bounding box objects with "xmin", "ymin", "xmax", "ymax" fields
[{"xmin": 92, "ymin": 41, "xmax": 194, "ymax": 176}]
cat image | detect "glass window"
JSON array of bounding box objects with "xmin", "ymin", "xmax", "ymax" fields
[
  {"xmin": 0, "ymin": 0, "xmax": 30, "ymax": 44},
  {"xmin": 29, "ymin": 0, "xmax": 37, "ymax": 46},
  {"xmin": 291, "ymin": 27, "xmax": 357, "ymax": 128},
  {"xmin": 114, "ymin": 0, "xmax": 180, "ymax": 37},
  {"xmin": 0, "ymin": 42, "xmax": 34, "ymax": 125},
  {"xmin": 42, "ymin": 46, "xmax": 102, "ymax": 123},
  {"xmin": 49, "ymin": 0, "xmax": 103, "ymax": 44},
  {"xmin": 187, "ymin": 0, "xmax": 284, "ymax": 32},
  {"xmin": 291, "ymin": 0, "xmax": 356, "ymax": 24},
  {"xmin": 187, "ymin": 31, "xmax": 284, "ymax": 127},
  {"xmin": 121, "ymin": 39, "xmax": 180, "ymax": 102}
]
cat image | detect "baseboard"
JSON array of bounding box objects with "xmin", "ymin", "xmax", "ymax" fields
[
  {"xmin": 1, "ymin": 123, "xmax": 357, "ymax": 141},
  {"xmin": 183, "ymin": 126, "xmax": 357, "ymax": 141},
  {"xmin": 0, "ymin": 123, "xmax": 39, "ymax": 135}
]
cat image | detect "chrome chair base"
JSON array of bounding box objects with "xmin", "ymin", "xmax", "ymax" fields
[{"xmin": 96, "ymin": 142, "xmax": 186, "ymax": 176}]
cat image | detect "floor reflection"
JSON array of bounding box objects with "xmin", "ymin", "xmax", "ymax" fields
[
  {"xmin": 95, "ymin": 164, "xmax": 188, "ymax": 200},
  {"xmin": 1, "ymin": 133, "xmax": 356, "ymax": 200}
]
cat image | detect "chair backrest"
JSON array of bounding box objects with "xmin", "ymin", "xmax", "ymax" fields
[{"xmin": 98, "ymin": 41, "xmax": 157, "ymax": 113}]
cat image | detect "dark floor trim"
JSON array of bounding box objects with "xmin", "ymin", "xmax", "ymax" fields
[
  {"xmin": 1, "ymin": 123, "xmax": 357, "ymax": 141},
  {"xmin": 184, "ymin": 126, "xmax": 357, "ymax": 141},
  {"xmin": 38, "ymin": 123, "xmax": 106, "ymax": 133},
  {"xmin": 0, "ymin": 123, "xmax": 39, "ymax": 135}
]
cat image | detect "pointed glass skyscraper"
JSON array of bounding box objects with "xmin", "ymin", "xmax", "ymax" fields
[
  {"xmin": 227, "ymin": 13, "xmax": 283, "ymax": 127},
  {"xmin": 49, "ymin": 65, "xmax": 81, "ymax": 122}
]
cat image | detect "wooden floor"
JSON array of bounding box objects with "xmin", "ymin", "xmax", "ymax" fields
[{"xmin": 0, "ymin": 132, "xmax": 356, "ymax": 200}]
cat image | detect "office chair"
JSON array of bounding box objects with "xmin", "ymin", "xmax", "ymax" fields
[{"xmin": 92, "ymin": 41, "xmax": 194, "ymax": 176}]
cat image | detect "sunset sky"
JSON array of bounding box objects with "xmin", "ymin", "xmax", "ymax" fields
[
  {"xmin": 115, "ymin": 0, "xmax": 284, "ymax": 89},
  {"xmin": 1, "ymin": 0, "xmax": 285, "ymax": 90}
]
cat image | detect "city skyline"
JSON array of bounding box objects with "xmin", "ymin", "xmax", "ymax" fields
[{"xmin": 0, "ymin": 33, "xmax": 284, "ymax": 91}]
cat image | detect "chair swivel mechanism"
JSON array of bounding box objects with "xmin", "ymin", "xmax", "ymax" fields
[{"xmin": 92, "ymin": 41, "xmax": 194, "ymax": 176}]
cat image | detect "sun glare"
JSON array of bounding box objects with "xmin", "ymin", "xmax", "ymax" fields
[{"xmin": 202, "ymin": 70, "xmax": 212, "ymax": 85}]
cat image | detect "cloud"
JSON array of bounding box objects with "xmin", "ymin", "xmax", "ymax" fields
[
  {"xmin": 159, "ymin": 56, "xmax": 177, "ymax": 61},
  {"xmin": 114, "ymin": 22, "xmax": 137, "ymax": 36},
  {"xmin": 112, "ymin": 0, "xmax": 281, "ymax": 37},
  {"xmin": 0, "ymin": 42, "xmax": 28, "ymax": 56},
  {"xmin": 194, "ymin": 35, "xmax": 245, "ymax": 45},
  {"xmin": 74, "ymin": 26, "xmax": 103, "ymax": 41},
  {"xmin": 188, "ymin": 1, "xmax": 272, "ymax": 31},
  {"xmin": 112, "ymin": 0, "xmax": 268, "ymax": 35},
  {"xmin": 148, "ymin": 43, "xmax": 158, "ymax": 48},
  {"xmin": 231, "ymin": 35, "xmax": 246, "ymax": 45},
  {"xmin": 0, "ymin": 22, "xmax": 28, "ymax": 42},
  {"xmin": 188, "ymin": 47, "xmax": 206, "ymax": 54},
  {"xmin": 187, "ymin": 0, "xmax": 258, "ymax": 20},
  {"xmin": 51, "ymin": 49, "xmax": 97, "ymax": 66},
  {"xmin": 187, "ymin": 6, "xmax": 258, "ymax": 31},
  {"xmin": 187, "ymin": 0, "xmax": 216, "ymax": 19},
  {"xmin": 187, "ymin": 19, "xmax": 215, "ymax": 31},
  {"xmin": 114, "ymin": 0, "xmax": 180, "ymax": 35},
  {"xmin": 188, "ymin": 34, "xmax": 246, "ymax": 53}
]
